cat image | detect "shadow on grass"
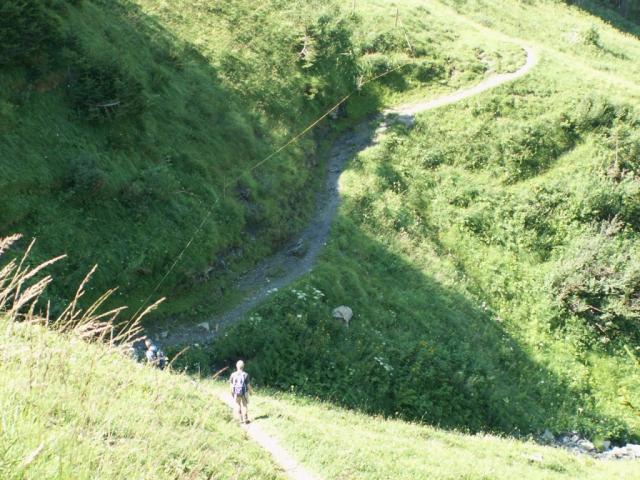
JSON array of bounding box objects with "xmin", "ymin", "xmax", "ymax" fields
[
  {"xmin": 8, "ymin": 0, "xmax": 366, "ymax": 325},
  {"xmin": 568, "ymin": 0, "xmax": 640, "ymax": 37},
  {"xmin": 210, "ymin": 213, "xmax": 636, "ymax": 441}
]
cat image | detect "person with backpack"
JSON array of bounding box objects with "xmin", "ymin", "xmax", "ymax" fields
[
  {"xmin": 144, "ymin": 338, "xmax": 167, "ymax": 369},
  {"xmin": 230, "ymin": 360, "xmax": 252, "ymax": 423}
]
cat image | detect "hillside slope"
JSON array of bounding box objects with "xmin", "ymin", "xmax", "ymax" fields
[
  {"xmin": 204, "ymin": 0, "xmax": 640, "ymax": 442},
  {"xmin": 2, "ymin": 316, "xmax": 637, "ymax": 479},
  {"xmin": 239, "ymin": 388, "xmax": 640, "ymax": 480},
  {"xmin": 0, "ymin": 0, "xmax": 359, "ymax": 314},
  {"xmin": 0, "ymin": 0, "xmax": 521, "ymax": 321},
  {"xmin": 0, "ymin": 315, "xmax": 285, "ymax": 479}
]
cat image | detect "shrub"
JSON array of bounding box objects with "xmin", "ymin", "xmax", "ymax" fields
[
  {"xmin": 360, "ymin": 31, "xmax": 406, "ymax": 54},
  {"xmin": 497, "ymin": 118, "xmax": 574, "ymax": 182},
  {"xmin": 0, "ymin": 0, "xmax": 61, "ymax": 67},
  {"xmin": 410, "ymin": 59, "xmax": 446, "ymax": 83},
  {"xmin": 64, "ymin": 52, "xmax": 145, "ymax": 121},
  {"xmin": 548, "ymin": 220, "xmax": 640, "ymax": 344},
  {"xmin": 66, "ymin": 154, "xmax": 106, "ymax": 200},
  {"xmin": 581, "ymin": 24, "xmax": 602, "ymax": 48}
]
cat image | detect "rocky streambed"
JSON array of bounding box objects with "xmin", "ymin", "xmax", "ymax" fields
[{"xmin": 539, "ymin": 430, "xmax": 640, "ymax": 460}]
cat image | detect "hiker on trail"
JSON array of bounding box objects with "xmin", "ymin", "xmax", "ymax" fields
[
  {"xmin": 230, "ymin": 360, "xmax": 252, "ymax": 423},
  {"xmin": 144, "ymin": 338, "xmax": 167, "ymax": 369}
]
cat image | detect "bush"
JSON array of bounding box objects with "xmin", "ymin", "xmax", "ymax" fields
[
  {"xmin": 360, "ymin": 31, "xmax": 407, "ymax": 54},
  {"xmin": 66, "ymin": 154, "xmax": 106, "ymax": 200},
  {"xmin": 549, "ymin": 220, "xmax": 640, "ymax": 344},
  {"xmin": 410, "ymin": 59, "xmax": 446, "ymax": 83},
  {"xmin": 581, "ymin": 24, "xmax": 602, "ymax": 48},
  {"xmin": 64, "ymin": 52, "xmax": 145, "ymax": 120},
  {"xmin": 0, "ymin": 0, "xmax": 61, "ymax": 67},
  {"xmin": 497, "ymin": 118, "xmax": 574, "ymax": 182}
]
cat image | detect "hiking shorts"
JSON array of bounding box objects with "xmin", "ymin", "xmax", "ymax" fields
[{"xmin": 234, "ymin": 394, "xmax": 248, "ymax": 407}]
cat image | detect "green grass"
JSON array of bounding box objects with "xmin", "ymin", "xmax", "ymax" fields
[
  {"xmin": 0, "ymin": 314, "xmax": 286, "ymax": 479},
  {"xmin": 235, "ymin": 388, "xmax": 639, "ymax": 480},
  {"xmin": 206, "ymin": 0, "xmax": 640, "ymax": 442},
  {"xmin": 3, "ymin": 312, "xmax": 637, "ymax": 480},
  {"xmin": 4, "ymin": 0, "xmax": 640, "ymax": 471},
  {"xmin": 0, "ymin": 0, "xmax": 523, "ymax": 323},
  {"xmin": 0, "ymin": 0, "xmax": 533, "ymax": 329}
]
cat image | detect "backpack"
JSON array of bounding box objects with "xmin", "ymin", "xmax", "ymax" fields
[
  {"xmin": 156, "ymin": 349, "xmax": 167, "ymax": 369},
  {"xmin": 146, "ymin": 345, "xmax": 167, "ymax": 369},
  {"xmin": 232, "ymin": 371, "xmax": 248, "ymax": 396}
]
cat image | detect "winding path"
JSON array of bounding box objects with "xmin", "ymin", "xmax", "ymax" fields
[{"xmin": 156, "ymin": 45, "xmax": 538, "ymax": 348}]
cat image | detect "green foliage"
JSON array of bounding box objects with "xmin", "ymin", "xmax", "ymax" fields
[
  {"xmin": 63, "ymin": 51, "xmax": 146, "ymax": 120},
  {"xmin": 66, "ymin": 154, "xmax": 107, "ymax": 200},
  {"xmin": 0, "ymin": 0, "xmax": 62, "ymax": 66},
  {"xmin": 0, "ymin": 317, "xmax": 285, "ymax": 479},
  {"xmin": 549, "ymin": 221, "xmax": 640, "ymax": 345},
  {"xmin": 581, "ymin": 24, "xmax": 603, "ymax": 48},
  {"xmin": 212, "ymin": 0, "xmax": 640, "ymax": 442}
]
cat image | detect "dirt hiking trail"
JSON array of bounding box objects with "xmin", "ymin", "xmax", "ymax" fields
[
  {"xmin": 219, "ymin": 392, "xmax": 320, "ymax": 480},
  {"xmin": 155, "ymin": 45, "xmax": 538, "ymax": 348}
]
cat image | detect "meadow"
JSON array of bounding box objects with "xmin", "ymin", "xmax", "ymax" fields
[
  {"xmin": 2, "ymin": 0, "xmax": 640, "ymax": 473},
  {"xmin": 0, "ymin": 0, "xmax": 520, "ymax": 321},
  {"xmin": 206, "ymin": 0, "xmax": 640, "ymax": 442}
]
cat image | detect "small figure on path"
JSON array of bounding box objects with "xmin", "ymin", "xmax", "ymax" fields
[
  {"xmin": 230, "ymin": 360, "xmax": 252, "ymax": 423},
  {"xmin": 144, "ymin": 338, "xmax": 167, "ymax": 369}
]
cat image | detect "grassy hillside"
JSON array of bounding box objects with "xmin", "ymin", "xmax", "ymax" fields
[
  {"xmin": 234, "ymin": 388, "xmax": 639, "ymax": 480},
  {"xmin": 0, "ymin": 0, "xmax": 521, "ymax": 321},
  {"xmin": 204, "ymin": 0, "xmax": 640, "ymax": 442},
  {"xmin": 0, "ymin": 315, "xmax": 286, "ymax": 479},
  {"xmin": 0, "ymin": 0, "xmax": 358, "ymax": 315},
  {"xmin": 2, "ymin": 313, "xmax": 637, "ymax": 479},
  {"xmin": 4, "ymin": 0, "xmax": 640, "ymax": 471}
]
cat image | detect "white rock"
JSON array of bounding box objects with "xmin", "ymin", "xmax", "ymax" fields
[
  {"xmin": 610, "ymin": 447, "xmax": 627, "ymax": 458},
  {"xmin": 527, "ymin": 453, "xmax": 544, "ymax": 463},
  {"xmin": 626, "ymin": 444, "xmax": 640, "ymax": 458},
  {"xmin": 197, "ymin": 322, "xmax": 210, "ymax": 332},
  {"xmin": 160, "ymin": 331, "xmax": 168, "ymax": 338},
  {"xmin": 577, "ymin": 440, "xmax": 595, "ymax": 452},
  {"xmin": 603, "ymin": 440, "xmax": 611, "ymax": 450},
  {"xmin": 332, "ymin": 306, "xmax": 353, "ymax": 326}
]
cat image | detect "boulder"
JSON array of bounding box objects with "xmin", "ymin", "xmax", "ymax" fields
[
  {"xmin": 332, "ymin": 306, "xmax": 353, "ymax": 326},
  {"xmin": 577, "ymin": 440, "xmax": 595, "ymax": 452},
  {"xmin": 627, "ymin": 444, "xmax": 640, "ymax": 458},
  {"xmin": 197, "ymin": 322, "xmax": 210, "ymax": 332},
  {"xmin": 540, "ymin": 430, "xmax": 555, "ymax": 444}
]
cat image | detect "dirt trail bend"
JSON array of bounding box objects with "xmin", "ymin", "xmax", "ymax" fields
[{"xmin": 157, "ymin": 45, "xmax": 538, "ymax": 347}]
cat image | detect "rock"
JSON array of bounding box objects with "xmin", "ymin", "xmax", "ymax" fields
[
  {"xmin": 577, "ymin": 439, "xmax": 595, "ymax": 452},
  {"xmin": 626, "ymin": 444, "xmax": 640, "ymax": 458},
  {"xmin": 288, "ymin": 239, "xmax": 307, "ymax": 258},
  {"xmin": 332, "ymin": 306, "xmax": 353, "ymax": 326},
  {"xmin": 540, "ymin": 430, "xmax": 555, "ymax": 444},
  {"xmin": 527, "ymin": 453, "xmax": 544, "ymax": 463},
  {"xmin": 610, "ymin": 447, "xmax": 628, "ymax": 458},
  {"xmin": 197, "ymin": 322, "xmax": 210, "ymax": 332},
  {"xmin": 160, "ymin": 331, "xmax": 168, "ymax": 339},
  {"xmin": 603, "ymin": 440, "xmax": 611, "ymax": 450}
]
